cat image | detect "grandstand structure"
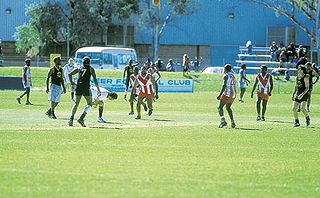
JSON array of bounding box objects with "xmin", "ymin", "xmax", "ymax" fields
[{"xmin": 234, "ymin": 46, "xmax": 297, "ymax": 75}]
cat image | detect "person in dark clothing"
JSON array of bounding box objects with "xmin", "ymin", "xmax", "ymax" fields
[
  {"xmin": 68, "ymin": 56, "xmax": 101, "ymax": 127},
  {"xmin": 306, "ymin": 63, "xmax": 319, "ymax": 112},
  {"xmin": 123, "ymin": 59, "xmax": 138, "ymax": 100},
  {"xmin": 45, "ymin": 56, "xmax": 66, "ymax": 119},
  {"xmin": 292, "ymin": 65, "xmax": 310, "ymax": 127}
]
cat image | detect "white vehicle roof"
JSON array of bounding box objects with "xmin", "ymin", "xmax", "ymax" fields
[{"xmin": 76, "ymin": 46, "xmax": 135, "ymax": 53}]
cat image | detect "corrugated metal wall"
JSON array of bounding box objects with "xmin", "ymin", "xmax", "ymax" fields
[{"xmin": 0, "ymin": 0, "xmax": 313, "ymax": 67}]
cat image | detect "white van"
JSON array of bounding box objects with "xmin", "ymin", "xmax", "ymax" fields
[{"xmin": 74, "ymin": 46, "xmax": 137, "ymax": 70}]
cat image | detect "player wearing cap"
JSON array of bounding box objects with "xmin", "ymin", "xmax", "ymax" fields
[
  {"xmin": 216, "ymin": 64, "xmax": 236, "ymax": 128},
  {"xmin": 251, "ymin": 65, "xmax": 273, "ymax": 121}
]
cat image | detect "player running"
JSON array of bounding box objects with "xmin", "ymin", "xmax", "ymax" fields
[
  {"xmin": 91, "ymin": 86, "xmax": 118, "ymax": 123},
  {"xmin": 238, "ymin": 63, "xmax": 250, "ymax": 102},
  {"xmin": 216, "ymin": 64, "xmax": 236, "ymax": 128},
  {"xmin": 251, "ymin": 65, "xmax": 273, "ymax": 121},
  {"xmin": 68, "ymin": 56, "xmax": 101, "ymax": 127},
  {"xmin": 292, "ymin": 65, "xmax": 310, "ymax": 127},
  {"xmin": 17, "ymin": 58, "xmax": 33, "ymax": 105},
  {"xmin": 130, "ymin": 66, "xmax": 156, "ymax": 119},
  {"xmin": 128, "ymin": 66, "xmax": 147, "ymax": 115},
  {"xmin": 148, "ymin": 63, "xmax": 161, "ymax": 99}
]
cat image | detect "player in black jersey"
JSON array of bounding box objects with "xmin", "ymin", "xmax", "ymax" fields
[
  {"xmin": 292, "ymin": 65, "xmax": 310, "ymax": 127},
  {"xmin": 306, "ymin": 63, "xmax": 319, "ymax": 112},
  {"xmin": 122, "ymin": 59, "xmax": 138, "ymax": 100},
  {"xmin": 45, "ymin": 56, "xmax": 66, "ymax": 119},
  {"xmin": 68, "ymin": 56, "xmax": 101, "ymax": 127}
]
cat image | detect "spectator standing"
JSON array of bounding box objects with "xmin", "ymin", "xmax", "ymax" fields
[
  {"xmin": 246, "ymin": 40, "xmax": 253, "ymax": 55},
  {"xmin": 183, "ymin": 54, "xmax": 190, "ymax": 76}
]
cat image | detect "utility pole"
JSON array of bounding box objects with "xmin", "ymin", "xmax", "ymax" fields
[
  {"xmin": 153, "ymin": 0, "xmax": 160, "ymax": 62},
  {"xmin": 316, "ymin": 0, "xmax": 320, "ymax": 64},
  {"xmin": 66, "ymin": 21, "xmax": 70, "ymax": 60}
]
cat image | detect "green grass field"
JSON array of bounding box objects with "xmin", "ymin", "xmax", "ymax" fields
[{"xmin": 1, "ymin": 68, "xmax": 320, "ymax": 197}]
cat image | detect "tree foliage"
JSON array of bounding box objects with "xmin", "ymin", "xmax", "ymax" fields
[
  {"xmin": 15, "ymin": 2, "xmax": 64, "ymax": 56},
  {"xmin": 15, "ymin": 0, "xmax": 140, "ymax": 56}
]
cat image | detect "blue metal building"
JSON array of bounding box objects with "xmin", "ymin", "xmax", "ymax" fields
[{"xmin": 0, "ymin": 0, "xmax": 312, "ymax": 66}]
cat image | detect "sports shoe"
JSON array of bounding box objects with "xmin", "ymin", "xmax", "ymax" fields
[
  {"xmin": 239, "ymin": 99, "xmax": 244, "ymax": 102},
  {"xmin": 293, "ymin": 122, "xmax": 300, "ymax": 127},
  {"xmin": 148, "ymin": 109, "xmax": 153, "ymax": 116},
  {"xmin": 97, "ymin": 117, "xmax": 107, "ymax": 123},
  {"xmin": 16, "ymin": 97, "xmax": 21, "ymax": 104},
  {"xmin": 135, "ymin": 115, "xmax": 141, "ymax": 120},
  {"xmin": 50, "ymin": 112, "xmax": 57, "ymax": 119},
  {"xmin": 45, "ymin": 109, "xmax": 52, "ymax": 118},
  {"xmin": 256, "ymin": 116, "xmax": 261, "ymax": 121},
  {"xmin": 219, "ymin": 121, "xmax": 227, "ymax": 128},
  {"xmin": 68, "ymin": 119, "xmax": 73, "ymax": 126},
  {"xmin": 77, "ymin": 119, "xmax": 86, "ymax": 127},
  {"xmin": 25, "ymin": 101, "xmax": 33, "ymax": 105},
  {"xmin": 231, "ymin": 122, "xmax": 236, "ymax": 128},
  {"xmin": 306, "ymin": 119, "xmax": 310, "ymax": 127},
  {"xmin": 128, "ymin": 111, "xmax": 134, "ymax": 115},
  {"xmin": 261, "ymin": 117, "xmax": 265, "ymax": 121},
  {"xmin": 155, "ymin": 94, "xmax": 159, "ymax": 100}
]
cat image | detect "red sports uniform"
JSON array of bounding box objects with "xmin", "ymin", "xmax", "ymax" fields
[
  {"xmin": 136, "ymin": 74, "xmax": 155, "ymax": 99},
  {"xmin": 220, "ymin": 72, "xmax": 236, "ymax": 104},
  {"xmin": 256, "ymin": 73, "xmax": 271, "ymax": 100}
]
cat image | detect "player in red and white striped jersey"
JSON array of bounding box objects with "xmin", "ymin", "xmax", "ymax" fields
[
  {"xmin": 130, "ymin": 66, "xmax": 156, "ymax": 119},
  {"xmin": 251, "ymin": 65, "xmax": 273, "ymax": 121},
  {"xmin": 128, "ymin": 66, "xmax": 147, "ymax": 115},
  {"xmin": 217, "ymin": 64, "xmax": 237, "ymax": 128}
]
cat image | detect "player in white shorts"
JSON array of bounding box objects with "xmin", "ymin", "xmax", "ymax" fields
[
  {"xmin": 63, "ymin": 58, "xmax": 76, "ymax": 102},
  {"xmin": 91, "ymin": 87, "xmax": 118, "ymax": 123}
]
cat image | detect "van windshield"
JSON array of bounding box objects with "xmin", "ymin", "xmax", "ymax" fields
[
  {"xmin": 118, "ymin": 54, "xmax": 136, "ymax": 65},
  {"xmin": 76, "ymin": 52, "xmax": 102, "ymax": 65},
  {"xmin": 103, "ymin": 53, "xmax": 113, "ymax": 64}
]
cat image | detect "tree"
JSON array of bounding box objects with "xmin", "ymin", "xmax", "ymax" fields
[
  {"xmin": 138, "ymin": 0, "xmax": 200, "ymax": 62},
  {"xmin": 14, "ymin": 2, "xmax": 64, "ymax": 56},
  {"xmin": 15, "ymin": 0, "xmax": 140, "ymax": 56}
]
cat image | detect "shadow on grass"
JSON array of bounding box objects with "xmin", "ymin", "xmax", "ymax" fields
[
  {"xmin": 269, "ymin": 120, "xmax": 293, "ymax": 124},
  {"xmin": 154, "ymin": 119, "xmax": 175, "ymax": 122},
  {"xmin": 89, "ymin": 126, "xmax": 122, "ymax": 130},
  {"xmin": 235, "ymin": 127, "xmax": 260, "ymax": 131},
  {"xmin": 183, "ymin": 73, "xmax": 200, "ymax": 83}
]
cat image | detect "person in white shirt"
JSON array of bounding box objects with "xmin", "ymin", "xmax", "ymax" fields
[
  {"xmin": 91, "ymin": 87, "xmax": 118, "ymax": 123},
  {"xmin": 63, "ymin": 58, "xmax": 76, "ymax": 102}
]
